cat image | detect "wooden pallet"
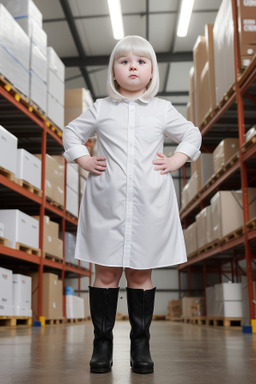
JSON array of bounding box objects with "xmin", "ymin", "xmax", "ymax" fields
[
  {"xmin": 0, "ymin": 74, "xmax": 29, "ymax": 105},
  {"xmin": 45, "ymin": 318, "xmax": 64, "ymax": 325},
  {"xmin": 15, "ymin": 242, "xmax": 41, "ymax": 257},
  {"xmin": 66, "ymin": 318, "xmax": 87, "ymax": 324},
  {"xmin": 246, "ymin": 217, "xmax": 256, "ymax": 232},
  {"xmin": 0, "ymin": 316, "xmax": 32, "ymax": 327},
  {"xmin": 242, "ymin": 134, "xmax": 256, "ymax": 153},
  {"xmin": 0, "ymin": 165, "xmax": 15, "ymax": 181},
  {"xmin": 153, "ymin": 315, "xmax": 166, "ymax": 321},
  {"xmin": 15, "ymin": 178, "xmax": 42, "ymax": 196},
  {"xmin": 166, "ymin": 316, "xmax": 182, "ymax": 322},
  {"xmin": 205, "ymin": 317, "xmax": 242, "ymax": 328},
  {"xmin": 46, "ymin": 197, "xmax": 64, "ymax": 211},
  {"xmin": 44, "ymin": 254, "xmax": 63, "ymax": 263},
  {"xmin": 217, "ymin": 84, "xmax": 236, "ymax": 109},
  {"xmin": 66, "ymin": 211, "xmax": 78, "ymax": 221},
  {"xmin": 197, "ymin": 240, "xmax": 220, "ymax": 255},
  {"xmin": 220, "ymin": 226, "xmax": 243, "ymax": 245},
  {"xmin": 0, "ymin": 236, "xmax": 8, "ymax": 246}
]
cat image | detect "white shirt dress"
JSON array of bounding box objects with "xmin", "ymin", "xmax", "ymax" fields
[{"xmin": 63, "ymin": 96, "xmax": 201, "ymax": 270}]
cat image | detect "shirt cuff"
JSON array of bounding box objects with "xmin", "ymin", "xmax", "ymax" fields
[
  {"xmin": 174, "ymin": 142, "xmax": 201, "ymax": 162},
  {"xmin": 63, "ymin": 145, "xmax": 90, "ymax": 163}
]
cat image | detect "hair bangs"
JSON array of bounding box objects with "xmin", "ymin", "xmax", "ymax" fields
[{"xmin": 114, "ymin": 37, "xmax": 152, "ymax": 61}]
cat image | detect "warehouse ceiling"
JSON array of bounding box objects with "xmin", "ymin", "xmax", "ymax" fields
[{"xmin": 33, "ymin": 0, "xmax": 222, "ymax": 118}]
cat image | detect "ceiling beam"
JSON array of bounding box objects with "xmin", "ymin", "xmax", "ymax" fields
[
  {"xmin": 62, "ymin": 51, "xmax": 193, "ymax": 67},
  {"xmin": 58, "ymin": 0, "xmax": 96, "ymax": 99}
]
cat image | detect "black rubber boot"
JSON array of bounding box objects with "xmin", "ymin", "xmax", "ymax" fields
[
  {"xmin": 89, "ymin": 286, "xmax": 119, "ymax": 373},
  {"xmin": 126, "ymin": 287, "xmax": 156, "ymax": 374}
]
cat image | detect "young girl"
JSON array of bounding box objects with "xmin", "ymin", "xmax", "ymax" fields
[{"xmin": 63, "ymin": 35, "xmax": 201, "ymax": 375}]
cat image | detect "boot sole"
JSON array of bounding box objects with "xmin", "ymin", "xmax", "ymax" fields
[
  {"xmin": 90, "ymin": 362, "xmax": 113, "ymax": 374},
  {"xmin": 131, "ymin": 363, "xmax": 154, "ymax": 374}
]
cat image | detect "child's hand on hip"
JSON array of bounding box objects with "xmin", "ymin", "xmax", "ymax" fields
[
  {"xmin": 76, "ymin": 155, "xmax": 106, "ymax": 175},
  {"xmin": 152, "ymin": 152, "xmax": 189, "ymax": 174}
]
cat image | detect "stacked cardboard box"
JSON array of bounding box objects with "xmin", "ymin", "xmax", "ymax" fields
[
  {"xmin": 0, "ymin": 125, "xmax": 18, "ymax": 175},
  {"xmin": 65, "ymin": 88, "xmax": 93, "ymax": 126},
  {"xmin": 30, "ymin": 272, "xmax": 63, "ymax": 322},
  {"xmin": 191, "ymin": 153, "xmax": 214, "ymax": 190},
  {"xmin": 213, "ymin": 0, "xmax": 235, "ymax": 105},
  {"xmin": 34, "ymin": 216, "xmax": 63, "ymax": 260},
  {"xmin": 36, "ymin": 154, "xmax": 64, "ymax": 207},
  {"xmin": 0, "ymin": 209, "xmax": 39, "ymax": 249},
  {"xmin": 182, "ymin": 297, "xmax": 205, "ymax": 317},
  {"xmin": 215, "ymin": 283, "xmax": 242, "ymax": 318},
  {"xmin": 167, "ymin": 300, "xmax": 182, "ymax": 318},
  {"xmin": 0, "ymin": 4, "xmax": 30, "ymax": 96},
  {"xmin": 66, "ymin": 295, "xmax": 85, "ymax": 319},
  {"xmin": 188, "ymin": 67, "xmax": 196, "ymax": 124},
  {"xmin": 196, "ymin": 206, "xmax": 212, "ymax": 249},
  {"xmin": 47, "ymin": 47, "xmax": 65, "ymax": 129},
  {"xmin": 238, "ymin": 0, "xmax": 256, "ymax": 67},
  {"xmin": 183, "ymin": 222, "xmax": 198, "ymax": 257},
  {"xmin": 213, "ymin": 138, "xmax": 239, "ymax": 174},
  {"xmin": 15, "ymin": 148, "xmax": 41, "ymax": 189}
]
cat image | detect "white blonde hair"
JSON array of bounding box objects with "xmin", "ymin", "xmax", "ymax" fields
[{"xmin": 106, "ymin": 35, "xmax": 159, "ymax": 102}]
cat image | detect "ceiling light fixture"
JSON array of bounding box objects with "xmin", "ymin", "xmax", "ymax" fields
[
  {"xmin": 107, "ymin": 0, "xmax": 124, "ymax": 40},
  {"xmin": 177, "ymin": 0, "xmax": 195, "ymax": 37}
]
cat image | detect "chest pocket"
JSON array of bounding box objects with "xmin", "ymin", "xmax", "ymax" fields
[{"xmin": 138, "ymin": 116, "xmax": 164, "ymax": 143}]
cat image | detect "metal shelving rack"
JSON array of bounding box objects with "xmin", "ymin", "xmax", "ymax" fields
[
  {"xmin": 0, "ymin": 79, "xmax": 91, "ymax": 321},
  {"xmin": 178, "ymin": 0, "xmax": 256, "ymax": 321}
]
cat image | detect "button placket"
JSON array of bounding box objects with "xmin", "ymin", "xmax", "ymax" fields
[{"xmin": 123, "ymin": 103, "xmax": 135, "ymax": 266}]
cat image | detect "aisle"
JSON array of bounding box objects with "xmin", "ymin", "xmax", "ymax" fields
[{"xmin": 0, "ymin": 321, "xmax": 255, "ymax": 384}]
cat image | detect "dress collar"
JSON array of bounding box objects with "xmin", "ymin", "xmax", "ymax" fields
[{"xmin": 110, "ymin": 95, "xmax": 151, "ymax": 104}]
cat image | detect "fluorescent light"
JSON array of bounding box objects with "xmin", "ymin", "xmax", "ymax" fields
[
  {"xmin": 107, "ymin": 0, "xmax": 124, "ymax": 40},
  {"xmin": 177, "ymin": 0, "xmax": 195, "ymax": 37}
]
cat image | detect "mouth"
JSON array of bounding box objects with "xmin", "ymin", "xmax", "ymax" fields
[{"xmin": 129, "ymin": 75, "xmax": 138, "ymax": 79}]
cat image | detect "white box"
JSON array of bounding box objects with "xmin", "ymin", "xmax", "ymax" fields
[
  {"xmin": 0, "ymin": 222, "xmax": 4, "ymax": 238},
  {"xmin": 215, "ymin": 301, "xmax": 242, "ymax": 318},
  {"xmin": 66, "ymin": 164, "xmax": 79, "ymax": 194},
  {"xmin": 12, "ymin": 274, "xmax": 32, "ymax": 316},
  {"xmin": 2, "ymin": 0, "xmax": 43, "ymax": 28},
  {"xmin": 47, "ymin": 92, "xmax": 64, "ymax": 130},
  {"xmin": 48, "ymin": 69, "xmax": 65, "ymax": 105},
  {"xmin": 30, "ymin": 45, "xmax": 47, "ymax": 83},
  {"xmin": 0, "ymin": 267, "xmax": 13, "ymax": 316},
  {"xmin": 30, "ymin": 71, "xmax": 47, "ymax": 112},
  {"xmin": 66, "ymin": 186, "xmax": 79, "ymax": 218},
  {"xmin": 215, "ymin": 283, "xmax": 242, "ymax": 302},
  {"xmin": 0, "ymin": 209, "xmax": 39, "ymax": 249},
  {"xmin": 47, "ymin": 47, "xmax": 65, "ymax": 82},
  {"xmin": 0, "ymin": 4, "xmax": 30, "ymax": 96},
  {"xmin": 16, "ymin": 148, "xmax": 42, "ymax": 189},
  {"xmin": 65, "ymin": 232, "xmax": 78, "ymax": 265},
  {"xmin": 0, "ymin": 125, "xmax": 18, "ymax": 174}
]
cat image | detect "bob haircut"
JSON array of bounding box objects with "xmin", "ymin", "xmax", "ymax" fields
[{"xmin": 107, "ymin": 35, "xmax": 159, "ymax": 102}]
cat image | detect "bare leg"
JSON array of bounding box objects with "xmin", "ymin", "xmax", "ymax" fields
[
  {"xmin": 125, "ymin": 268, "xmax": 153, "ymax": 289},
  {"xmin": 94, "ymin": 265, "xmax": 123, "ymax": 288}
]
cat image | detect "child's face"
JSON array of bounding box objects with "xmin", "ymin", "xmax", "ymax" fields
[{"xmin": 113, "ymin": 52, "xmax": 152, "ymax": 98}]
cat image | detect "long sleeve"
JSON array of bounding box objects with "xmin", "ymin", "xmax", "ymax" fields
[
  {"xmin": 164, "ymin": 102, "xmax": 202, "ymax": 162},
  {"xmin": 62, "ymin": 100, "xmax": 99, "ymax": 163}
]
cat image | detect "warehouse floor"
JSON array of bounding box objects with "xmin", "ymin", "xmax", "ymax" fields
[{"xmin": 0, "ymin": 321, "xmax": 255, "ymax": 384}]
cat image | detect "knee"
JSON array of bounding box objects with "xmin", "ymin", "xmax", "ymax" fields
[
  {"xmin": 125, "ymin": 268, "xmax": 152, "ymax": 288},
  {"xmin": 95, "ymin": 266, "xmax": 122, "ymax": 288}
]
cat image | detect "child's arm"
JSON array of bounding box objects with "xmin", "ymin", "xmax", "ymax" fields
[
  {"xmin": 76, "ymin": 155, "xmax": 106, "ymax": 175},
  {"xmin": 152, "ymin": 152, "xmax": 188, "ymax": 174}
]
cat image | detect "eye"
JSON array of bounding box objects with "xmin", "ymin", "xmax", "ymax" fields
[
  {"xmin": 121, "ymin": 60, "xmax": 128, "ymax": 64},
  {"xmin": 139, "ymin": 59, "xmax": 146, "ymax": 64}
]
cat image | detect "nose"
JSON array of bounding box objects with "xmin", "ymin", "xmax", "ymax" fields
[{"xmin": 129, "ymin": 62, "xmax": 137, "ymax": 71}]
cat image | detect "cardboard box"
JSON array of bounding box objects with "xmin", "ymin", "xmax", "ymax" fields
[
  {"xmin": 30, "ymin": 71, "xmax": 47, "ymax": 112},
  {"xmin": 65, "ymin": 88, "xmax": 93, "ymax": 125},
  {"xmin": 47, "ymin": 47, "xmax": 65, "ymax": 82},
  {"xmin": 189, "ymin": 67, "xmax": 196, "ymax": 124},
  {"xmin": 0, "ymin": 125, "xmax": 18, "ymax": 175},
  {"xmin": 168, "ymin": 300, "xmax": 182, "ymax": 318},
  {"xmin": 238, "ymin": 0, "xmax": 256, "ymax": 57},
  {"xmin": 0, "ymin": 267, "xmax": 13, "ymax": 316},
  {"xmin": 213, "ymin": 0, "xmax": 235, "ymax": 105},
  {"xmin": 235, "ymin": 188, "xmax": 256, "ymax": 220},
  {"xmin": 215, "ymin": 283, "xmax": 242, "ymax": 302},
  {"xmin": 16, "ymin": 148, "xmax": 42, "ymax": 189},
  {"xmin": 205, "ymin": 205, "xmax": 214, "ymax": 243},
  {"xmin": 48, "ymin": 69, "xmax": 65, "ymax": 105},
  {"xmin": 192, "ymin": 153, "xmax": 214, "ymax": 189},
  {"xmin": 12, "ymin": 274, "xmax": 32, "ymax": 316},
  {"xmin": 66, "ymin": 295, "xmax": 85, "ymax": 319},
  {"xmin": 30, "ymin": 272, "xmax": 63, "ymax": 321},
  {"xmin": 47, "ymin": 92, "xmax": 64, "ymax": 130},
  {"xmin": 196, "ymin": 208, "xmax": 208, "ymax": 249},
  {"xmin": 205, "ymin": 24, "xmax": 216, "ymax": 113},
  {"xmin": 184, "ymin": 222, "xmax": 197, "ymax": 257},
  {"xmin": 0, "ymin": 209, "xmax": 39, "ymax": 249},
  {"xmin": 34, "ymin": 215, "xmax": 63, "ymax": 260},
  {"xmin": 193, "ymin": 36, "xmax": 208, "ymax": 127},
  {"xmin": 2, "ymin": 0, "xmax": 43, "ymax": 28},
  {"xmin": 187, "ymin": 171, "xmax": 199, "ymax": 203},
  {"xmin": 182, "ymin": 297, "xmax": 205, "ymax": 317},
  {"xmin": 210, "ymin": 191, "xmax": 244, "ymax": 240},
  {"xmin": 213, "ymin": 138, "xmax": 239, "ymax": 174}
]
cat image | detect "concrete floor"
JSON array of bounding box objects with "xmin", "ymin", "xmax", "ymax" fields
[{"xmin": 0, "ymin": 321, "xmax": 256, "ymax": 384}]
